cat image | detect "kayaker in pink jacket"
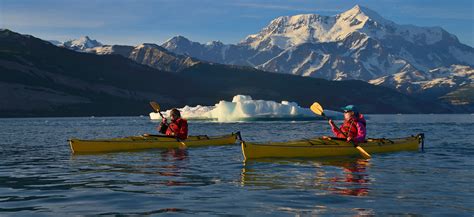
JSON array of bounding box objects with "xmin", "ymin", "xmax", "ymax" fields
[{"xmin": 325, "ymin": 105, "xmax": 367, "ymax": 143}]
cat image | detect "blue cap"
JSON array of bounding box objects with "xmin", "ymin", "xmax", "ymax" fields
[{"xmin": 341, "ymin": 105, "xmax": 358, "ymax": 112}]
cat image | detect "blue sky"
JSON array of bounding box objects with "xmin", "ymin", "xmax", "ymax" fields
[{"xmin": 1, "ymin": 0, "xmax": 473, "ymax": 47}]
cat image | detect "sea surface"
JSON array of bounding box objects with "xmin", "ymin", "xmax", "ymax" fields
[{"xmin": 0, "ymin": 115, "xmax": 473, "ymax": 216}]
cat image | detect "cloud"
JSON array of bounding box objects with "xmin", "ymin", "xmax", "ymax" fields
[
  {"xmin": 232, "ymin": 2, "xmax": 341, "ymax": 13},
  {"xmin": 0, "ymin": 1, "xmax": 144, "ymax": 29},
  {"xmin": 1, "ymin": 12, "xmax": 106, "ymax": 28},
  {"xmin": 396, "ymin": 4, "xmax": 474, "ymax": 21},
  {"xmin": 239, "ymin": 14, "xmax": 264, "ymax": 19}
]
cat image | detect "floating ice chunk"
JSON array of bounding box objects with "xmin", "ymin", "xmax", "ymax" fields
[{"xmin": 150, "ymin": 95, "xmax": 341, "ymax": 122}]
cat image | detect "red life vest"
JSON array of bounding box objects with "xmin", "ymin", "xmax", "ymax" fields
[
  {"xmin": 165, "ymin": 118, "xmax": 188, "ymax": 140},
  {"xmin": 338, "ymin": 118, "xmax": 359, "ymax": 139}
]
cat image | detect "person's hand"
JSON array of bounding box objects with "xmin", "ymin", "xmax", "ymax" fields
[
  {"xmin": 346, "ymin": 137, "xmax": 353, "ymax": 142},
  {"xmin": 322, "ymin": 136, "xmax": 331, "ymax": 140},
  {"xmin": 161, "ymin": 118, "xmax": 167, "ymax": 123},
  {"xmin": 328, "ymin": 119, "xmax": 335, "ymax": 126}
]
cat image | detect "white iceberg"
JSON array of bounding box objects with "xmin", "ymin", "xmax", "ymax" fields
[{"xmin": 150, "ymin": 95, "xmax": 341, "ymax": 122}]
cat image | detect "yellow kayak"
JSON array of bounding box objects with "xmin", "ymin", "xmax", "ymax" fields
[
  {"xmin": 70, "ymin": 132, "xmax": 241, "ymax": 154},
  {"xmin": 241, "ymin": 134, "xmax": 424, "ymax": 160}
]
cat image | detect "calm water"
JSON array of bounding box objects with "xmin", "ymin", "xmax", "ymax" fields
[{"xmin": 0, "ymin": 115, "xmax": 473, "ymax": 216}]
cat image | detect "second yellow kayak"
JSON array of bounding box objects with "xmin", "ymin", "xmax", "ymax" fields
[{"xmin": 241, "ymin": 134, "xmax": 424, "ymax": 160}]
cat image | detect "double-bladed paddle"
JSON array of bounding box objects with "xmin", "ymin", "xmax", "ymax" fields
[
  {"xmin": 149, "ymin": 101, "xmax": 187, "ymax": 148},
  {"xmin": 310, "ymin": 102, "xmax": 371, "ymax": 159}
]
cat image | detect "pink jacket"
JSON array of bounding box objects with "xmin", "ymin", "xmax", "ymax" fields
[{"xmin": 331, "ymin": 114, "xmax": 367, "ymax": 143}]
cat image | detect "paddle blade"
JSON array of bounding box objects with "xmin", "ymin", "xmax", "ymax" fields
[
  {"xmin": 149, "ymin": 101, "xmax": 160, "ymax": 112},
  {"xmin": 355, "ymin": 146, "xmax": 371, "ymax": 159},
  {"xmin": 310, "ymin": 102, "xmax": 324, "ymax": 116}
]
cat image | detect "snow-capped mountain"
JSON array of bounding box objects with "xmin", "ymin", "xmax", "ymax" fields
[
  {"xmin": 55, "ymin": 36, "xmax": 199, "ymax": 72},
  {"xmin": 91, "ymin": 43, "xmax": 199, "ymax": 72},
  {"xmin": 162, "ymin": 5, "xmax": 474, "ymax": 101},
  {"xmin": 161, "ymin": 36, "xmax": 266, "ymax": 66},
  {"xmin": 240, "ymin": 5, "xmax": 452, "ymax": 50},
  {"xmin": 61, "ymin": 36, "xmax": 103, "ymax": 51},
  {"xmin": 162, "ymin": 35, "xmax": 283, "ymax": 67},
  {"xmin": 370, "ymin": 65, "xmax": 473, "ymax": 96}
]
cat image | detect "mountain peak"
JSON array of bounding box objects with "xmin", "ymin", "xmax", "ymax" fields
[
  {"xmin": 164, "ymin": 35, "xmax": 191, "ymax": 44},
  {"xmin": 345, "ymin": 5, "xmax": 373, "ymax": 15},
  {"xmin": 73, "ymin": 36, "xmax": 97, "ymax": 43},
  {"xmin": 162, "ymin": 35, "xmax": 199, "ymax": 51},
  {"xmin": 135, "ymin": 43, "xmax": 170, "ymax": 53},
  {"xmin": 339, "ymin": 4, "xmax": 387, "ymax": 24},
  {"xmin": 62, "ymin": 36, "xmax": 103, "ymax": 51},
  {"xmin": 205, "ymin": 40, "xmax": 224, "ymax": 46}
]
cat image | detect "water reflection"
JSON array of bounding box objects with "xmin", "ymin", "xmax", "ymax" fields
[
  {"xmin": 241, "ymin": 158, "xmax": 371, "ymax": 196},
  {"xmin": 325, "ymin": 159, "xmax": 370, "ymax": 196},
  {"xmin": 68, "ymin": 148, "xmax": 224, "ymax": 189},
  {"xmin": 69, "ymin": 149, "xmax": 226, "ymax": 192},
  {"xmin": 158, "ymin": 149, "xmax": 188, "ymax": 186},
  {"xmin": 159, "ymin": 148, "xmax": 188, "ymax": 162}
]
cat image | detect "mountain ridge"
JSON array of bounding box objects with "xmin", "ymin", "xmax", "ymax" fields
[{"xmin": 0, "ymin": 29, "xmax": 456, "ymax": 117}]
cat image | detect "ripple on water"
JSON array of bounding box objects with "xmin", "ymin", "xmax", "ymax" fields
[{"xmin": 0, "ymin": 115, "xmax": 473, "ymax": 215}]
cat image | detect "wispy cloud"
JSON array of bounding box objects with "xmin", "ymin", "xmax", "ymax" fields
[
  {"xmin": 232, "ymin": 2, "xmax": 342, "ymax": 13},
  {"xmin": 399, "ymin": 7, "xmax": 474, "ymax": 21},
  {"xmin": 239, "ymin": 14, "xmax": 264, "ymax": 19},
  {"xmin": 1, "ymin": 12, "xmax": 106, "ymax": 28},
  {"xmin": 0, "ymin": 0, "xmax": 146, "ymax": 29}
]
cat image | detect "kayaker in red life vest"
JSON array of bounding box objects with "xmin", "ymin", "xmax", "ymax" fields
[
  {"xmin": 323, "ymin": 105, "xmax": 366, "ymax": 143},
  {"xmin": 157, "ymin": 108, "xmax": 188, "ymax": 140}
]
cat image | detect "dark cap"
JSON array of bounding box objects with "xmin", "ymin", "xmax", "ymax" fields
[{"xmin": 340, "ymin": 105, "xmax": 358, "ymax": 113}]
